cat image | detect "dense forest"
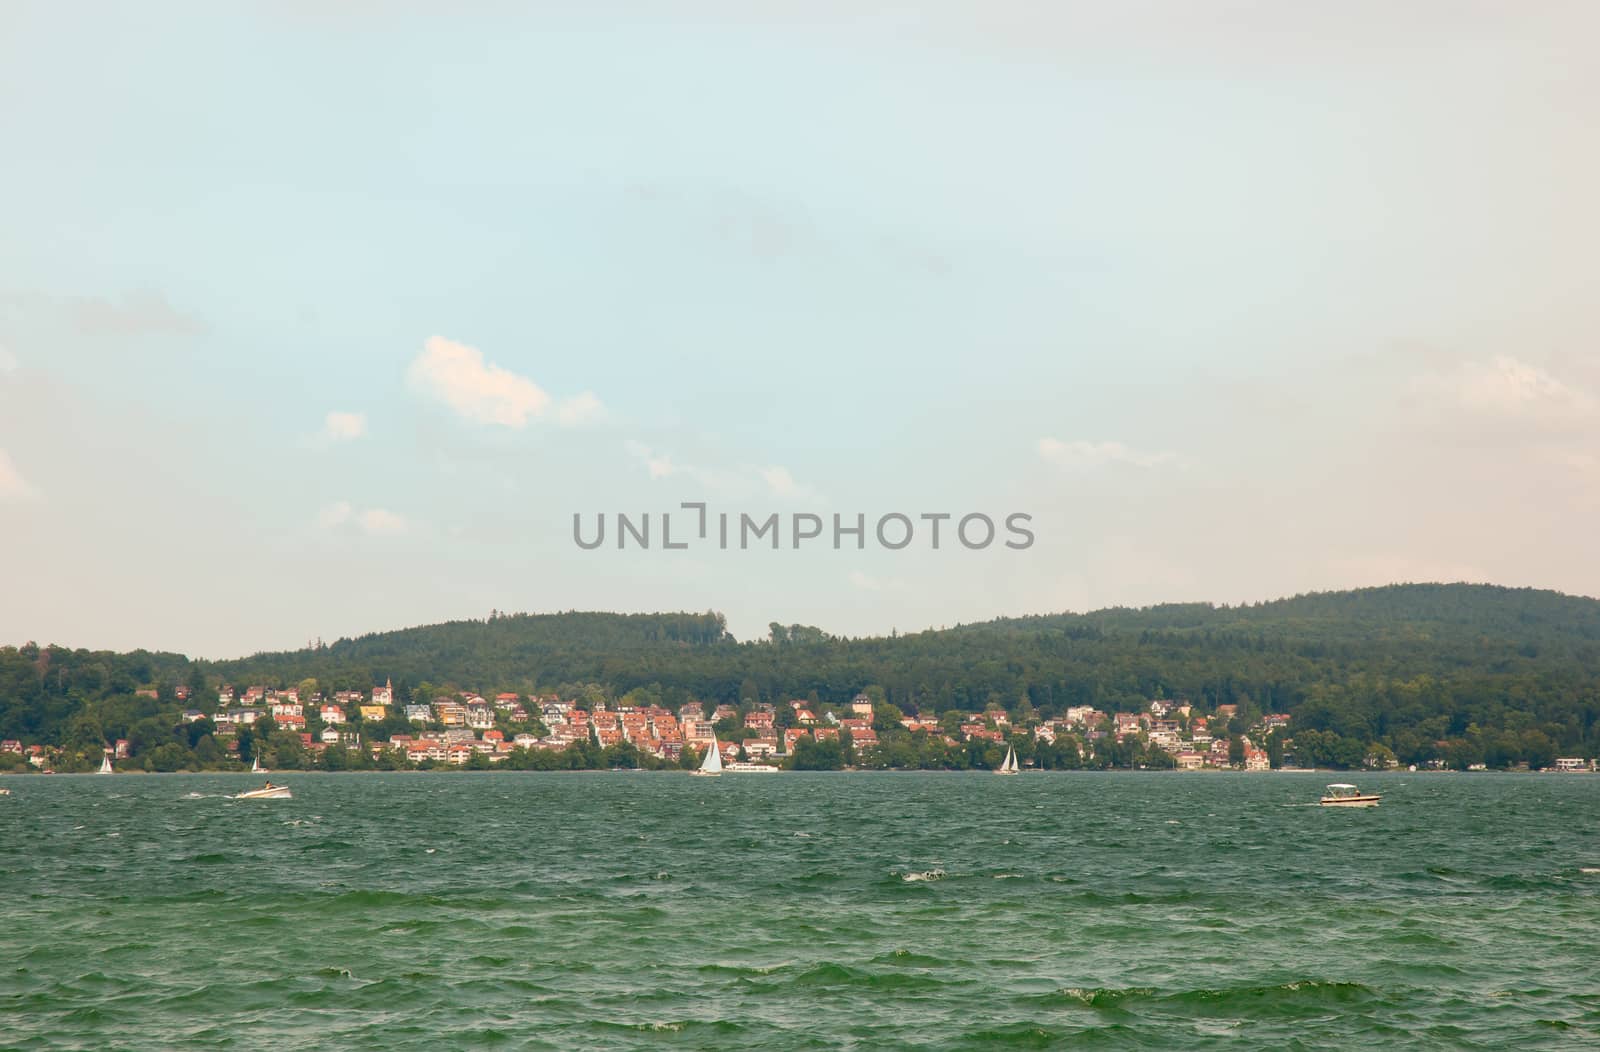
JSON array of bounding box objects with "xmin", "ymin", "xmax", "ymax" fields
[{"xmin": 2, "ymin": 584, "xmax": 1598, "ymax": 772}]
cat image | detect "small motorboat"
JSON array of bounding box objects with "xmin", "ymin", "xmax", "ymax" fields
[
  {"xmin": 235, "ymin": 782, "xmax": 292, "ymax": 800},
  {"xmin": 0, "ymin": 787, "xmax": 11, "ymax": 796},
  {"xmin": 1319, "ymin": 783, "xmax": 1381, "ymax": 807}
]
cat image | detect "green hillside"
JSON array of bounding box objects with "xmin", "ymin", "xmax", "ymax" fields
[{"xmin": 3, "ymin": 584, "xmax": 1597, "ymax": 771}]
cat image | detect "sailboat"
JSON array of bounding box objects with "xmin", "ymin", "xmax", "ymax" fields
[
  {"xmin": 99, "ymin": 753, "xmax": 114, "ymax": 775},
  {"xmin": 251, "ymin": 755, "xmax": 265, "ymax": 774},
  {"xmin": 996, "ymin": 744, "xmax": 1020, "ymax": 775},
  {"xmin": 691, "ymin": 740, "xmax": 723, "ymax": 777}
]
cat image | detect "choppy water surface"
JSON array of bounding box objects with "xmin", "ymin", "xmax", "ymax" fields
[{"xmin": 2, "ymin": 771, "xmax": 1597, "ymax": 1049}]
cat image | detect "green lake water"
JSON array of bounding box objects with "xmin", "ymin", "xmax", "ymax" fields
[{"xmin": 2, "ymin": 771, "xmax": 1597, "ymax": 1049}]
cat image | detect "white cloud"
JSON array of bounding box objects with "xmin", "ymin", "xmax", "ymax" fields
[
  {"xmin": 68, "ymin": 291, "xmax": 203, "ymax": 336},
  {"xmin": 625, "ymin": 440, "xmax": 678, "ymax": 479},
  {"xmin": 624, "ymin": 442, "xmax": 802, "ymax": 497},
  {"xmin": 316, "ymin": 501, "xmax": 354, "ymax": 529},
  {"xmin": 358, "ymin": 508, "xmax": 408, "ymax": 535},
  {"xmin": 556, "ymin": 391, "xmax": 605, "ymax": 426},
  {"xmin": 408, "ymin": 335, "xmax": 550, "ymax": 428},
  {"xmin": 0, "ymin": 450, "xmax": 39, "ymax": 502},
  {"xmin": 321, "ymin": 410, "xmax": 367, "ymax": 442},
  {"xmin": 1422, "ymin": 355, "xmax": 1595, "ymax": 420},
  {"xmin": 1038, "ymin": 437, "xmax": 1177, "ymax": 470},
  {"xmin": 316, "ymin": 501, "xmax": 408, "ymax": 535},
  {"xmin": 760, "ymin": 465, "xmax": 817, "ymax": 501}
]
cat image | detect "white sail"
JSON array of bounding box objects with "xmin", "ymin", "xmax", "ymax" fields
[
  {"xmin": 997, "ymin": 744, "xmax": 1019, "ymax": 774},
  {"xmin": 699, "ymin": 740, "xmax": 723, "ymax": 774},
  {"xmin": 251, "ymin": 756, "xmax": 261, "ymax": 773},
  {"xmin": 99, "ymin": 754, "xmax": 113, "ymax": 774}
]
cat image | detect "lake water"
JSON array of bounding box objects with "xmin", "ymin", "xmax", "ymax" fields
[{"xmin": 2, "ymin": 771, "xmax": 1597, "ymax": 1049}]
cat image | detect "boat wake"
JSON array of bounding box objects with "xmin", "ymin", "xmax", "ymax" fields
[{"xmin": 901, "ymin": 868, "xmax": 946, "ymax": 883}]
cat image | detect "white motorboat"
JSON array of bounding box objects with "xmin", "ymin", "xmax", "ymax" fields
[
  {"xmin": 691, "ymin": 741, "xmax": 723, "ymax": 777},
  {"xmin": 725, "ymin": 761, "xmax": 781, "ymax": 774},
  {"xmin": 235, "ymin": 782, "xmax": 292, "ymax": 800},
  {"xmin": 1319, "ymin": 783, "xmax": 1380, "ymax": 807}
]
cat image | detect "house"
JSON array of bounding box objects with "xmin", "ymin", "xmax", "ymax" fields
[
  {"xmin": 277, "ymin": 713, "xmax": 306, "ymax": 731},
  {"xmin": 320, "ymin": 727, "xmax": 342, "ymax": 744},
  {"xmin": 494, "ymin": 693, "xmax": 520, "ymax": 710},
  {"xmin": 1215, "ymin": 704, "xmax": 1239, "ymax": 721},
  {"xmin": 234, "ymin": 708, "xmax": 263, "ymax": 725},
  {"xmin": 182, "ymin": 709, "xmax": 205, "ymax": 723},
  {"xmin": 1175, "ymin": 750, "xmax": 1205, "ymax": 770},
  {"xmin": 962, "ymin": 723, "xmax": 1004, "ymax": 743},
  {"xmin": 1, "ymin": 740, "xmax": 21, "ymax": 754},
  {"xmin": 744, "ymin": 711, "xmax": 775, "ymax": 733},
  {"xmin": 1261, "ymin": 714, "xmax": 1292, "ymax": 732},
  {"xmin": 850, "ymin": 693, "xmax": 875, "ymax": 719},
  {"xmin": 743, "ymin": 738, "xmax": 780, "ymax": 760},
  {"xmin": 373, "ymin": 679, "xmax": 394, "ymax": 707},
  {"xmin": 320, "ymin": 705, "xmax": 346, "ymax": 725},
  {"xmin": 271, "ymin": 702, "xmax": 302, "ymax": 718},
  {"xmin": 405, "ymin": 703, "xmax": 433, "ymax": 723},
  {"xmin": 359, "ymin": 704, "xmax": 387, "ymax": 722},
  {"xmin": 849, "ymin": 728, "xmax": 879, "ymax": 749},
  {"xmin": 114, "ymin": 739, "xmax": 130, "ymax": 759},
  {"xmin": 1554, "ymin": 757, "xmax": 1592, "ymax": 772}
]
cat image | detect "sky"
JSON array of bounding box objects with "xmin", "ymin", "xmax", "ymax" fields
[{"xmin": 2, "ymin": 1, "xmax": 1598, "ymax": 657}]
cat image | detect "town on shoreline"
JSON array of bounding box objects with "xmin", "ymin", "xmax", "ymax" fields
[{"xmin": 5, "ymin": 680, "xmax": 1596, "ymax": 777}]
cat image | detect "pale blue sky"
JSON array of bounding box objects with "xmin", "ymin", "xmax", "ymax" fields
[{"xmin": 2, "ymin": 1, "xmax": 1597, "ymax": 655}]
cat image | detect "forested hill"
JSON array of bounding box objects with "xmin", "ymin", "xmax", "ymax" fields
[
  {"xmin": 3, "ymin": 584, "xmax": 1599, "ymax": 763},
  {"xmin": 208, "ymin": 610, "xmax": 734, "ymax": 690}
]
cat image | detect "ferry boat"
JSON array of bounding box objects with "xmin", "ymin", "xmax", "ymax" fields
[
  {"xmin": 725, "ymin": 761, "xmax": 781, "ymax": 774},
  {"xmin": 1319, "ymin": 783, "xmax": 1381, "ymax": 807},
  {"xmin": 235, "ymin": 782, "xmax": 292, "ymax": 800}
]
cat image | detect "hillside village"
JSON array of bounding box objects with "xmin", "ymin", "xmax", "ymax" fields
[{"xmin": 11, "ymin": 677, "xmax": 1590, "ymax": 775}]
